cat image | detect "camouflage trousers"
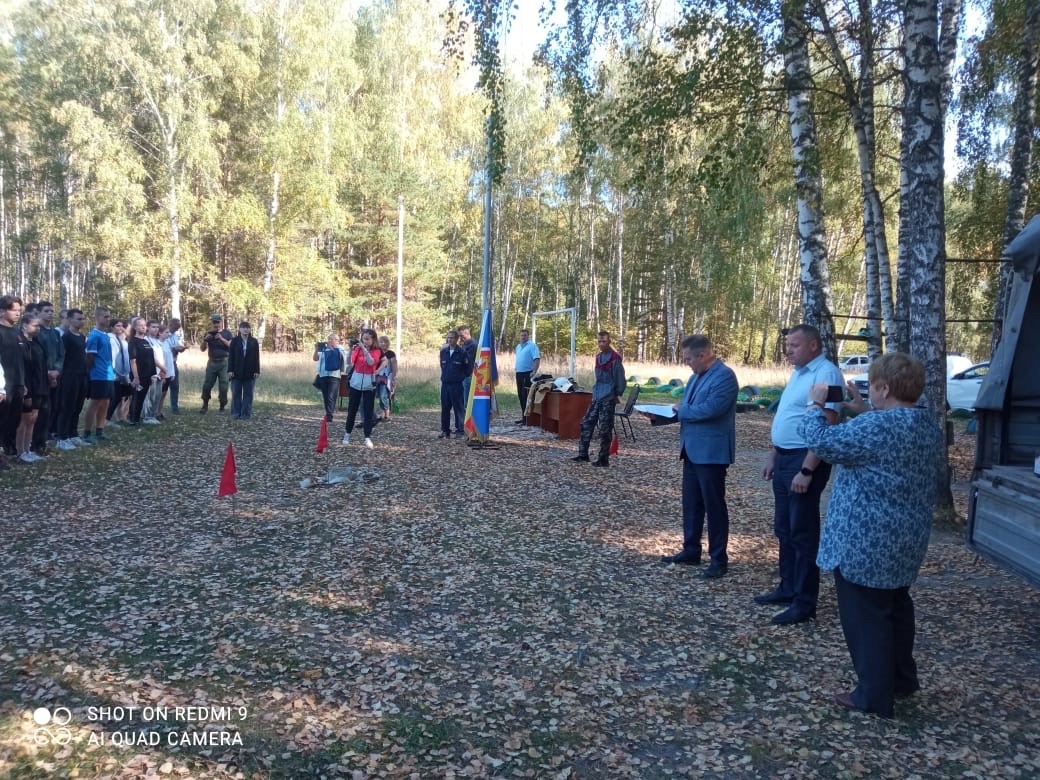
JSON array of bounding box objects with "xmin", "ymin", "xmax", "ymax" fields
[{"xmin": 578, "ymin": 397, "xmax": 616, "ymax": 460}]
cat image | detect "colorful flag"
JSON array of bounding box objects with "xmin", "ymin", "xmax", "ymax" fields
[
  {"xmin": 464, "ymin": 308, "xmax": 499, "ymax": 442},
  {"xmin": 316, "ymin": 417, "xmax": 329, "ymax": 453},
  {"xmin": 218, "ymin": 442, "xmax": 237, "ymax": 497}
]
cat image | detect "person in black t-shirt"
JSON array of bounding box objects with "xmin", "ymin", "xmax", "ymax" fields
[
  {"xmin": 0, "ymin": 295, "xmax": 25, "ymax": 461},
  {"xmin": 56, "ymin": 309, "xmax": 89, "ymax": 448},
  {"xmin": 128, "ymin": 318, "xmax": 158, "ymax": 424}
]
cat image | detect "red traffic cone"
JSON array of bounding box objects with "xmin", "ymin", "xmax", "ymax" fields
[
  {"xmin": 316, "ymin": 417, "xmax": 329, "ymax": 454},
  {"xmin": 218, "ymin": 442, "xmax": 237, "ymax": 497},
  {"xmin": 609, "ymin": 432, "xmax": 619, "ymax": 456}
]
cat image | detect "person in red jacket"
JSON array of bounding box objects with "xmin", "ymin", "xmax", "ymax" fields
[{"xmin": 341, "ymin": 328, "xmax": 383, "ymax": 448}]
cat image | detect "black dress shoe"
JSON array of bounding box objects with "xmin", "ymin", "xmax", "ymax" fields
[
  {"xmin": 771, "ymin": 607, "xmax": 816, "ymax": 625},
  {"xmin": 702, "ymin": 564, "xmax": 727, "ymax": 579},
  {"xmin": 660, "ymin": 552, "xmax": 701, "ymax": 565},
  {"xmin": 571, "ymin": 454, "xmax": 590, "ymax": 462},
  {"xmin": 591, "ymin": 458, "xmax": 609, "ymax": 467},
  {"xmin": 754, "ymin": 589, "xmax": 794, "ymax": 605}
]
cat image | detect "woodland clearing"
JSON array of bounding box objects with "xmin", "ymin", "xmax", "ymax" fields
[{"xmin": 1, "ymin": 355, "xmax": 1037, "ymax": 779}]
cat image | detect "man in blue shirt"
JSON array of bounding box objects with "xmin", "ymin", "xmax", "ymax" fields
[
  {"xmin": 758, "ymin": 324, "xmax": 844, "ymax": 625},
  {"xmin": 514, "ymin": 328, "xmax": 541, "ymax": 424},
  {"xmin": 83, "ymin": 306, "xmax": 115, "ymax": 444}
]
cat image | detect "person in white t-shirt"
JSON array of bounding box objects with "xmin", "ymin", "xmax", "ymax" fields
[
  {"xmin": 141, "ymin": 320, "xmax": 166, "ymax": 423},
  {"xmin": 157, "ymin": 324, "xmax": 177, "ymax": 420},
  {"xmin": 166, "ymin": 318, "xmax": 187, "ymax": 413}
]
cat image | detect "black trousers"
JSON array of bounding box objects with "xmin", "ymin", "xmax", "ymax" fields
[
  {"xmin": 681, "ymin": 456, "xmax": 730, "ymax": 566},
  {"xmin": 56, "ymin": 375, "xmax": 87, "ymax": 440},
  {"xmin": 31, "ymin": 393, "xmax": 51, "ymax": 452},
  {"xmin": 1, "ymin": 387, "xmax": 23, "ymax": 452},
  {"xmin": 441, "ymin": 381, "xmax": 464, "ymax": 434},
  {"xmin": 516, "ymin": 370, "xmax": 532, "ymax": 414},
  {"xmin": 772, "ymin": 448, "xmax": 832, "ymax": 614},
  {"xmin": 344, "ymin": 386, "xmax": 376, "ymax": 437},
  {"xmin": 834, "ymin": 568, "xmax": 919, "ymax": 718}
]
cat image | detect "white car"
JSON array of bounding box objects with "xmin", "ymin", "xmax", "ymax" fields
[
  {"xmin": 839, "ymin": 355, "xmax": 872, "ymax": 373},
  {"xmin": 946, "ymin": 362, "xmax": 990, "ymax": 411},
  {"xmin": 850, "ymin": 355, "xmax": 981, "ymax": 409}
]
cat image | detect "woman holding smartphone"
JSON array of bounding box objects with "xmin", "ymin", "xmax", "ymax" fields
[{"xmin": 341, "ymin": 329, "xmax": 383, "ymax": 448}]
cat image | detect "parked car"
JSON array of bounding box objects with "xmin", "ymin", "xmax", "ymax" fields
[
  {"xmin": 839, "ymin": 354, "xmax": 872, "ymax": 373},
  {"xmin": 850, "ymin": 356, "xmax": 988, "ymax": 410},
  {"xmin": 947, "ymin": 362, "xmax": 990, "ymax": 411}
]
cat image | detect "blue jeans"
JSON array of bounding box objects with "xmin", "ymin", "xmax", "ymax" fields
[
  {"xmin": 231, "ymin": 378, "xmax": 255, "ymax": 419},
  {"xmin": 318, "ymin": 376, "xmax": 339, "ymax": 420}
]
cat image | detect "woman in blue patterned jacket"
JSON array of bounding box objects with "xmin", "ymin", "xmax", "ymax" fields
[{"xmin": 799, "ymin": 352, "xmax": 943, "ymax": 719}]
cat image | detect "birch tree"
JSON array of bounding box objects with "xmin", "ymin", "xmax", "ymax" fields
[{"xmin": 780, "ymin": 1, "xmax": 837, "ymax": 357}]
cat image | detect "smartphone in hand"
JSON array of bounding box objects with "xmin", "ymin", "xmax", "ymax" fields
[{"xmin": 826, "ymin": 385, "xmax": 846, "ymax": 403}]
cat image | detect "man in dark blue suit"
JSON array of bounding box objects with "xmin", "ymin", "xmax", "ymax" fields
[{"xmin": 655, "ymin": 334, "xmax": 739, "ymax": 579}]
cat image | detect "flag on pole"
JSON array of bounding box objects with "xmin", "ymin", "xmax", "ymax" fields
[
  {"xmin": 316, "ymin": 417, "xmax": 329, "ymax": 453},
  {"xmin": 218, "ymin": 442, "xmax": 237, "ymax": 497},
  {"xmin": 464, "ymin": 308, "xmax": 499, "ymax": 442},
  {"xmin": 609, "ymin": 432, "xmax": 619, "ymax": 456}
]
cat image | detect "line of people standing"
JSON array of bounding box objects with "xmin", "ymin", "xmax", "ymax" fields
[{"xmin": 0, "ymin": 296, "xmax": 191, "ymax": 467}]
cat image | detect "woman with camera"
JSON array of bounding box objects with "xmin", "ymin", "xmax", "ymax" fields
[
  {"xmin": 312, "ymin": 333, "xmax": 348, "ymax": 422},
  {"xmin": 341, "ymin": 328, "xmax": 383, "ymax": 448},
  {"xmin": 800, "ymin": 352, "xmax": 943, "ymax": 719}
]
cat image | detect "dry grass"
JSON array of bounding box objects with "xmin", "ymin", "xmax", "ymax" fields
[{"xmin": 174, "ymin": 349, "xmax": 792, "ymax": 396}]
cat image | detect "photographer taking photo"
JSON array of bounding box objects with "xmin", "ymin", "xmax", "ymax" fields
[{"xmin": 200, "ymin": 313, "xmax": 233, "ymax": 414}]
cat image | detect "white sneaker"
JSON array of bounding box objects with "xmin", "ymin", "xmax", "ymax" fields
[
  {"xmin": 57, "ymin": 439, "xmax": 76, "ymax": 450},
  {"xmin": 341, "ymin": 433, "xmax": 351, "ymax": 445},
  {"xmin": 142, "ymin": 418, "xmax": 161, "ymax": 425},
  {"xmin": 71, "ymin": 436, "xmax": 92, "ymax": 446},
  {"xmin": 364, "ymin": 438, "xmax": 374, "ymax": 449},
  {"xmin": 19, "ymin": 452, "xmax": 37, "ymax": 463}
]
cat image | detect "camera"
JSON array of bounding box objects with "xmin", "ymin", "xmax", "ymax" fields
[{"xmin": 826, "ymin": 385, "xmax": 846, "ymax": 403}]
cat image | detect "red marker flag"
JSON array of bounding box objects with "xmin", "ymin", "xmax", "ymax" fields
[
  {"xmin": 218, "ymin": 442, "xmax": 237, "ymax": 497},
  {"xmin": 316, "ymin": 417, "xmax": 329, "ymax": 454},
  {"xmin": 609, "ymin": 432, "xmax": 619, "ymax": 456}
]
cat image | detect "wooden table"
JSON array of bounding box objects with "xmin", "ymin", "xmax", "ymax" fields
[{"xmin": 527, "ymin": 391, "xmax": 592, "ymax": 439}]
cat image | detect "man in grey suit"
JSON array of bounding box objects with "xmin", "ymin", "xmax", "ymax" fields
[{"xmin": 656, "ymin": 334, "xmax": 739, "ymax": 579}]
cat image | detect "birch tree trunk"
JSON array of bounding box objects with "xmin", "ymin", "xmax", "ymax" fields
[
  {"xmin": 992, "ymin": 0, "xmax": 1040, "ymax": 353},
  {"xmin": 781, "ymin": 1, "xmax": 837, "ymax": 359},
  {"xmin": 258, "ymin": 0, "xmax": 289, "ymax": 344},
  {"xmin": 902, "ymin": 0, "xmax": 951, "ymax": 515},
  {"xmin": 815, "ymin": 0, "xmax": 896, "ymax": 355}
]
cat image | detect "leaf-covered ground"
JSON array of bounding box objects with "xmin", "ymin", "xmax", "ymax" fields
[{"xmin": 1, "ymin": 403, "xmax": 1038, "ymax": 779}]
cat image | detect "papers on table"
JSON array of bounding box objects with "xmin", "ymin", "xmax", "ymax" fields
[{"xmin": 634, "ymin": 403, "xmax": 677, "ymax": 419}]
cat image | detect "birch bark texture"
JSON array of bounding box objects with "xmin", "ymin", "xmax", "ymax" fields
[{"xmin": 780, "ymin": 1, "xmax": 837, "ymax": 358}]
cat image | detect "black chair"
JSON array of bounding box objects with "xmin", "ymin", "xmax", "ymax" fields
[{"xmin": 614, "ymin": 385, "xmax": 641, "ymax": 441}]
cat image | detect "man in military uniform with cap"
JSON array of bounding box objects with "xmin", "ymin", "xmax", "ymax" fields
[{"xmin": 200, "ymin": 313, "xmax": 233, "ymax": 413}]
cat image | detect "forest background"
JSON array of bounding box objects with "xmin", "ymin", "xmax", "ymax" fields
[{"xmin": 0, "ymin": 0, "xmax": 1034, "ymax": 369}]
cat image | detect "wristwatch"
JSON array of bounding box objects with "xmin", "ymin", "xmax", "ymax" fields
[{"xmin": 800, "ymin": 467, "xmax": 814, "ymax": 477}]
